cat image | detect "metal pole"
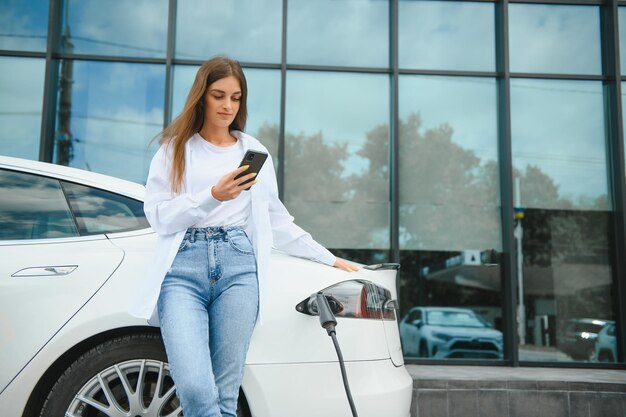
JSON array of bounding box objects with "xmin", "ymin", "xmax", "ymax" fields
[
  {"xmin": 55, "ymin": 3, "xmax": 73, "ymax": 166},
  {"xmin": 513, "ymin": 177, "xmax": 526, "ymax": 345}
]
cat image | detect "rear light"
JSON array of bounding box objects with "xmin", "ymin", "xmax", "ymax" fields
[{"xmin": 296, "ymin": 280, "xmax": 397, "ymax": 321}]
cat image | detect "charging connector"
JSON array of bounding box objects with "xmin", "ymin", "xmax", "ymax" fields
[{"xmin": 316, "ymin": 293, "xmax": 359, "ymax": 417}]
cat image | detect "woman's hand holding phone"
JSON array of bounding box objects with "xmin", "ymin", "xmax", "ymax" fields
[{"xmin": 211, "ymin": 165, "xmax": 257, "ymax": 202}]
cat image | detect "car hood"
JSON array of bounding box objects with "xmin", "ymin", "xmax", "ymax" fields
[{"xmin": 427, "ymin": 325, "xmax": 502, "ymax": 339}]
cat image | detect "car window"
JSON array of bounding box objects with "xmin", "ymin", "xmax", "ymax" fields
[
  {"xmin": 407, "ymin": 310, "xmax": 421, "ymax": 322},
  {"xmin": 571, "ymin": 322, "xmax": 605, "ymax": 334},
  {"xmin": 607, "ymin": 324, "xmax": 615, "ymax": 337},
  {"xmin": 61, "ymin": 181, "xmax": 149, "ymax": 235},
  {"xmin": 426, "ymin": 310, "xmax": 486, "ymax": 328},
  {"xmin": 0, "ymin": 169, "xmax": 79, "ymax": 240}
]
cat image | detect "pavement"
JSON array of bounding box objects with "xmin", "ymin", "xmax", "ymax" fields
[{"xmin": 406, "ymin": 364, "xmax": 626, "ymax": 384}]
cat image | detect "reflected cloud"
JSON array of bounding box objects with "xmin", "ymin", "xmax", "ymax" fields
[
  {"xmin": 56, "ymin": 60, "xmax": 165, "ymax": 183},
  {"xmin": 0, "ymin": 57, "xmax": 45, "ymax": 159},
  {"xmin": 175, "ymin": 0, "xmax": 281, "ymax": 63},
  {"xmin": 288, "ymin": 0, "xmax": 388, "ymax": 67},
  {"xmin": 65, "ymin": 0, "xmax": 168, "ymax": 57},
  {"xmin": 511, "ymin": 79, "xmax": 608, "ymax": 210},
  {"xmin": 509, "ymin": 4, "xmax": 601, "ymax": 75},
  {"xmin": 399, "ymin": 1, "xmax": 495, "ymax": 71},
  {"xmin": 0, "ymin": 0, "xmax": 48, "ymax": 51}
]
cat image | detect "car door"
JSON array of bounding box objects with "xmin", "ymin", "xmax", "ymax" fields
[
  {"xmin": 400, "ymin": 308, "xmax": 422, "ymax": 355},
  {"xmin": 0, "ymin": 169, "xmax": 124, "ymax": 392}
]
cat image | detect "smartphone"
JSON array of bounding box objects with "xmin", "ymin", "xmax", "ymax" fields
[{"xmin": 235, "ymin": 150, "xmax": 268, "ymax": 190}]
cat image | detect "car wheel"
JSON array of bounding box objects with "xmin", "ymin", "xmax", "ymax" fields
[
  {"xmin": 598, "ymin": 350, "xmax": 615, "ymax": 363},
  {"xmin": 419, "ymin": 342, "xmax": 429, "ymax": 358},
  {"xmin": 39, "ymin": 333, "xmax": 250, "ymax": 417}
]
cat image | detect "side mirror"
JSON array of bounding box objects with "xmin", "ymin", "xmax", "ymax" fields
[{"xmin": 412, "ymin": 319, "xmax": 423, "ymax": 329}]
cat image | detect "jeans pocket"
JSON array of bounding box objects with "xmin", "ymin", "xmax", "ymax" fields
[{"xmin": 227, "ymin": 230, "xmax": 254, "ymax": 255}]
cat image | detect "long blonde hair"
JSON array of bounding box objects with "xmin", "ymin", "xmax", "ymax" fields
[{"xmin": 158, "ymin": 56, "xmax": 248, "ymax": 193}]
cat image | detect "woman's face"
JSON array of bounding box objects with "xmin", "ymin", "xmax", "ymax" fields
[{"xmin": 203, "ymin": 75, "xmax": 242, "ymax": 131}]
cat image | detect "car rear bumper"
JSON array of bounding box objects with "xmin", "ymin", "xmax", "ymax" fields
[{"xmin": 242, "ymin": 359, "xmax": 412, "ymax": 417}]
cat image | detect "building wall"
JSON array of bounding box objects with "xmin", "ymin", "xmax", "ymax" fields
[{"xmin": 0, "ymin": 0, "xmax": 624, "ymax": 367}]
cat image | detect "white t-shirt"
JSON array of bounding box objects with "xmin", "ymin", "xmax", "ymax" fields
[{"xmin": 189, "ymin": 133, "xmax": 250, "ymax": 227}]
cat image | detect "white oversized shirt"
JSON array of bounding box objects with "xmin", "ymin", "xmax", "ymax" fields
[
  {"xmin": 128, "ymin": 131, "xmax": 336, "ymax": 326},
  {"xmin": 189, "ymin": 133, "xmax": 250, "ymax": 227}
]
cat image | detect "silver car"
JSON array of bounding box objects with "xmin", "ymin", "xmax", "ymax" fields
[
  {"xmin": 399, "ymin": 306, "xmax": 503, "ymax": 359},
  {"xmin": 593, "ymin": 321, "xmax": 617, "ymax": 362}
]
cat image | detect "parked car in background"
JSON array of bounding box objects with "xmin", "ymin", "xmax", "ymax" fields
[
  {"xmin": 399, "ymin": 306, "xmax": 503, "ymax": 359},
  {"xmin": 0, "ymin": 155, "xmax": 412, "ymax": 417},
  {"xmin": 557, "ymin": 318, "xmax": 610, "ymax": 361},
  {"xmin": 592, "ymin": 321, "xmax": 617, "ymax": 363}
]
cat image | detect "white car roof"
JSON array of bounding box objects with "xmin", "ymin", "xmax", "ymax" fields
[{"xmin": 0, "ymin": 155, "xmax": 145, "ymax": 200}]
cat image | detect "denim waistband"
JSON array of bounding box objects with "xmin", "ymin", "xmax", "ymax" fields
[{"xmin": 184, "ymin": 226, "xmax": 245, "ymax": 242}]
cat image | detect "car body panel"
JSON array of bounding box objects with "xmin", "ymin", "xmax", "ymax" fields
[
  {"xmin": 0, "ymin": 236, "xmax": 124, "ymax": 392},
  {"xmin": 243, "ymin": 360, "xmax": 412, "ymax": 417}
]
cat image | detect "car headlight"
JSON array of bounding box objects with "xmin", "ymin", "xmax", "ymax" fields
[{"xmin": 432, "ymin": 332, "xmax": 453, "ymax": 342}]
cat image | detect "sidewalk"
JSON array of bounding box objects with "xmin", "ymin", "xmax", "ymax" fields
[{"xmin": 406, "ymin": 364, "xmax": 626, "ymax": 417}]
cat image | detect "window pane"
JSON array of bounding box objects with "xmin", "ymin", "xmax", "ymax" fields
[
  {"xmin": 511, "ymin": 79, "xmax": 608, "ymax": 210},
  {"xmin": 285, "ymin": 71, "xmax": 390, "ymax": 249},
  {"xmin": 509, "ymin": 4, "xmax": 601, "ymax": 75},
  {"xmin": 61, "ymin": 0, "xmax": 168, "ymax": 57},
  {"xmin": 399, "ymin": 1, "xmax": 495, "ymax": 72},
  {"xmin": 399, "ymin": 75, "xmax": 501, "ymax": 252},
  {"xmin": 397, "ymin": 75, "xmax": 502, "ymax": 361},
  {"xmin": 175, "ymin": 0, "xmax": 281, "ymax": 63},
  {"xmin": 288, "ymin": 0, "xmax": 389, "ymax": 67},
  {"xmin": 399, "ymin": 251, "xmax": 504, "ymax": 360},
  {"xmin": 0, "ymin": 57, "xmax": 45, "ymax": 159},
  {"xmin": 0, "ymin": 0, "xmax": 48, "ymax": 52},
  {"xmin": 511, "ymin": 79, "xmax": 616, "ymax": 362},
  {"xmin": 172, "ymin": 66, "xmax": 281, "ymax": 166},
  {"xmin": 53, "ymin": 60, "xmax": 165, "ymax": 183},
  {"xmin": 61, "ymin": 181, "xmax": 149, "ymax": 235},
  {"xmin": 620, "ymin": 8, "xmax": 626, "ymax": 75},
  {"xmin": 0, "ymin": 169, "xmax": 78, "ymax": 240}
]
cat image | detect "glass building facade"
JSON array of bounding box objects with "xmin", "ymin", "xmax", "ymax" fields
[{"xmin": 1, "ymin": 0, "xmax": 624, "ymax": 368}]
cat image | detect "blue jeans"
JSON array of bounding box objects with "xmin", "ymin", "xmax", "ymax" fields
[{"xmin": 157, "ymin": 227, "xmax": 259, "ymax": 417}]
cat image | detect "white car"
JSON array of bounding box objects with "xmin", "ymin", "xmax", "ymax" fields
[
  {"xmin": 0, "ymin": 155, "xmax": 412, "ymax": 417},
  {"xmin": 399, "ymin": 307, "xmax": 503, "ymax": 359},
  {"xmin": 593, "ymin": 321, "xmax": 617, "ymax": 363}
]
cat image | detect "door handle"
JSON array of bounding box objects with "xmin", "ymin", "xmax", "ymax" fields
[{"xmin": 11, "ymin": 265, "xmax": 78, "ymax": 277}]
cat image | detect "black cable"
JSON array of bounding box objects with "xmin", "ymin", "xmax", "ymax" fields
[
  {"xmin": 316, "ymin": 293, "xmax": 358, "ymax": 417},
  {"xmin": 330, "ymin": 331, "xmax": 359, "ymax": 417}
]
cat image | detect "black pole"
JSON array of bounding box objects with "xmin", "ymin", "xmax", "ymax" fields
[
  {"xmin": 601, "ymin": 0, "xmax": 626, "ymax": 366},
  {"xmin": 496, "ymin": 0, "xmax": 519, "ymax": 366}
]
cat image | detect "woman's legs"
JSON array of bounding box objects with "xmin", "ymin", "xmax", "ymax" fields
[
  {"xmin": 157, "ymin": 235, "xmax": 222, "ymax": 417},
  {"xmin": 210, "ymin": 229, "xmax": 259, "ymax": 417},
  {"xmin": 157, "ymin": 228, "xmax": 258, "ymax": 417}
]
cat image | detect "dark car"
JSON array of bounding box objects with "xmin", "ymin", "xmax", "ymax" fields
[{"xmin": 557, "ymin": 318, "xmax": 610, "ymax": 361}]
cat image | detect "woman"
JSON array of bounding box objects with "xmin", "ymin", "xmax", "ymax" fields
[{"xmin": 129, "ymin": 56, "xmax": 357, "ymax": 417}]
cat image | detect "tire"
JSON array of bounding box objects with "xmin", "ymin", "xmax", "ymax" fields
[
  {"xmin": 419, "ymin": 342, "xmax": 429, "ymax": 358},
  {"xmin": 39, "ymin": 333, "xmax": 250, "ymax": 417},
  {"xmin": 598, "ymin": 349, "xmax": 615, "ymax": 363}
]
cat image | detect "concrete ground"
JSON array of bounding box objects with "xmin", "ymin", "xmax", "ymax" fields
[
  {"xmin": 405, "ymin": 365, "xmax": 626, "ymax": 417},
  {"xmin": 406, "ymin": 364, "xmax": 626, "ymax": 384}
]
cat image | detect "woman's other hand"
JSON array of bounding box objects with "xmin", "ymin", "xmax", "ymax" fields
[
  {"xmin": 211, "ymin": 165, "xmax": 257, "ymax": 201},
  {"xmin": 333, "ymin": 257, "xmax": 359, "ymax": 272}
]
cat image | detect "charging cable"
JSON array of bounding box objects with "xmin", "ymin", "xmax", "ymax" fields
[{"xmin": 316, "ymin": 293, "xmax": 359, "ymax": 417}]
